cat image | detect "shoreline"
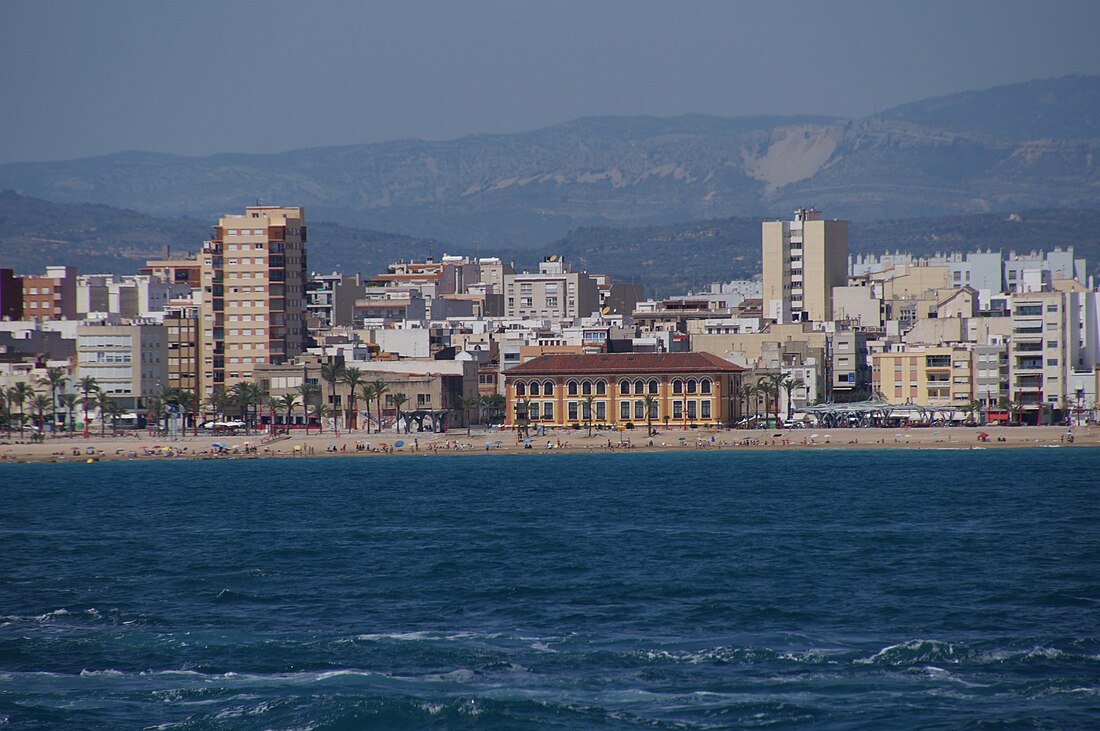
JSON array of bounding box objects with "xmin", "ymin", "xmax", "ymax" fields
[{"xmin": 1, "ymin": 424, "xmax": 1096, "ymax": 465}]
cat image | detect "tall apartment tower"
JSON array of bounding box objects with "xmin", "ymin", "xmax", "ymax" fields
[
  {"xmin": 200, "ymin": 206, "xmax": 308, "ymax": 399},
  {"xmin": 762, "ymin": 208, "xmax": 848, "ymax": 323}
]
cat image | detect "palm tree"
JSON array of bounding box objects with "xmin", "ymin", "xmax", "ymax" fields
[
  {"xmin": 204, "ymin": 386, "xmax": 229, "ymax": 426},
  {"xmin": 782, "ymin": 377, "xmax": 806, "ymax": 421},
  {"xmin": 740, "ymin": 383, "xmax": 759, "ymax": 425},
  {"xmin": 282, "ymin": 394, "xmax": 300, "ymax": 431},
  {"xmin": 340, "ymin": 366, "xmax": 364, "ymax": 431},
  {"xmin": 0, "ymin": 388, "xmax": 9, "ymax": 438},
  {"xmin": 480, "ymin": 393, "xmax": 505, "ymax": 424},
  {"xmin": 31, "ymin": 393, "xmax": 52, "ymax": 441},
  {"xmin": 962, "ymin": 399, "xmax": 983, "ymax": 426},
  {"xmin": 320, "ymin": 362, "xmax": 345, "ymax": 436},
  {"xmin": 391, "ymin": 392, "xmax": 408, "ymax": 433},
  {"xmin": 460, "ymin": 394, "xmax": 481, "ymax": 436},
  {"xmin": 95, "ymin": 390, "xmax": 115, "ymax": 437},
  {"xmin": 79, "ymin": 376, "xmax": 99, "ymax": 438},
  {"xmin": 266, "ymin": 395, "xmax": 285, "ymax": 432},
  {"xmin": 311, "ymin": 402, "xmax": 330, "ymax": 433},
  {"xmin": 37, "ymin": 366, "xmax": 67, "ymax": 433},
  {"xmin": 10, "ymin": 382, "xmax": 34, "ymax": 441},
  {"xmin": 371, "ymin": 380, "xmax": 389, "ymax": 434},
  {"xmin": 146, "ymin": 394, "xmax": 166, "ymax": 433},
  {"xmin": 230, "ymin": 380, "xmax": 263, "ymax": 434},
  {"xmin": 297, "ymin": 381, "xmax": 320, "ymax": 433},
  {"xmin": 642, "ymin": 394, "xmax": 658, "ymax": 435},
  {"xmin": 583, "ymin": 394, "xmax": 596, "ymax": 436},
  {"xmin": 104, "ymin": 398, "xmax": 124, "ymax": 435},
  {"xmin": 359, "ymin": 383, "xmax": 377, "ymax": 434},
  {"xmin": 59, "ymin": 392, "xmax": 78, "ymax": 433}
]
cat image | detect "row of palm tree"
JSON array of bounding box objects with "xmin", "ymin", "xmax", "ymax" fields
[{"xmin": 740, "ymin": 374, "xmax": 806, "ymax": 426}]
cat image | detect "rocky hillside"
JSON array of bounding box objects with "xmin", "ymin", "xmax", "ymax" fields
[{"xmin": 0, "ymin": 76, "xmax": 1097, "ymax": 248}]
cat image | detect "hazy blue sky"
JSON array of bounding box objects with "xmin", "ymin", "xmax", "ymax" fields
[{"xmin": 2, "ymin": 0, "xmax": 1099, "ymax": 163}]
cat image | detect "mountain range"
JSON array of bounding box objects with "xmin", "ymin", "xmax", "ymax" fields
[
  {"xmin": 4, "ymin": 191, "xmax": 1099, "ymax": 298},
  {"xmin": 1, "ymin": 76, "xmax": 1098, "ymax": 249}
]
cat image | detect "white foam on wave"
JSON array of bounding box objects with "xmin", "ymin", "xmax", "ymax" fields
[{"xmin": 79, "ymin": 669, "xmax": 124, "ymax": 677}]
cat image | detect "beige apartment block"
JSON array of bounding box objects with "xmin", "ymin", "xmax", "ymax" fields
[
  {"xmin": 1008, "ymin": 291, "xmax": 1080, "ymax": 424},
  {"xmin": 200, "ymin": 206, "xmax": 309, "ymax": 397},
  {"xmin": 76, "ymin": 322, "xmax": 168, "ymax": 416},
  {"xmin": 762, "ymin": 208, "xmax": 847, "ymax": 324},
  {"xmin": 872, "ymin": 346, "xmax": 975, "ymax": 407},
  {"xmin": 503, "ymin": 256, "xmax": 600, "ymax": 320}
]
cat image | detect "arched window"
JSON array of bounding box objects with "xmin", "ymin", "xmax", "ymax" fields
[
  {"xmin": 567, "ymin": 380, "xmax": 578, "ymax": 396},
  {"xmin": 687, "ymin": 379, "xmax": 697, "ymax": 394},
  {"xmin": 516, "ymin": 381, "xmax": 526, "ymax": 396},
  {"xmin": 700, "ymin": 378, "xmax": 712, "ymax": 394},
  {"xmin": 619, "ymin": 379, "xmax": 630, "ymax": 394},
  {"xmin": 582, "ymin": 380, "xmax": 593, "ymax": 396},
  {"xmin": 530, "ymin": 381, "xmax": 541, "ymax": 396},
  {"xmin": 543, "ymin": 381, "xmax": 555, "ymax": 395},
  {"xmin": 648, "ymin": 379, "xmax": 659, "ymax": 394},
  {"xmin": 672, "ymin": 379, "xmax": 684, "ymax": 395},
  {"xmin": 634, "ymin": 379, "xmax": 645, "ymax": 395},
  {"xmin": 595, "ymin": 380, "xmax": 606, "ymax": 395}
]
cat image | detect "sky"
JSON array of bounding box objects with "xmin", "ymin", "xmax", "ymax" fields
[{"xmin": 2, "ymin": 0, "xmax": 1099, "ymax": 164}]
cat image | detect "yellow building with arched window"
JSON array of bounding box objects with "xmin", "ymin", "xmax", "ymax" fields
[{"xmin": 503, "ymin": 353, "xmax": 744, "ymax": 430}]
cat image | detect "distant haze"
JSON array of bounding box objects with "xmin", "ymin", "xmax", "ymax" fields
[{"xmin": 3, "ymin": 0, "xmax": 1100, "ymax": 164}]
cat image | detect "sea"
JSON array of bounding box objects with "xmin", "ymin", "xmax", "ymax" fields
[{"xmin": 2, "ymin": 448, "xmax": 1099, "ymax": 729}]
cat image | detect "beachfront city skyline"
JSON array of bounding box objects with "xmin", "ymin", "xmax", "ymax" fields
[{"xmin": 2, "ymin": 202, "xmax": 1099, "ymax": 446}]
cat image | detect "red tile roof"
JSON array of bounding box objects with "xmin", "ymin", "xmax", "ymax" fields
[{"xmin": 505, "ymin": 352, "xmax": 744, "ymax": 376}]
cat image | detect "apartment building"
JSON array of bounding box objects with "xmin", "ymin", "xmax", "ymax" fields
[
  {"xmin": 872, "ymin": 346, "xmax": 976, "ymax": 407},
  {"xmin": 762, "ymin": 208, "xmax": 847, "ymax": 323},
  {"xmin": 199, "ymin": 206, "xmax": 309, "ymax": 398},
  {"xmin": 76, "ymin": 322, "xmax": 168, "ymax": 416},
  {"xmin": 21, "ymin": 266, "xmax": 78, "ymax": 320},
  {"xmin": 503, "ymin": 256, "xmax": 600, "ymax": 320},
  {"xmin": 1008, "ymin": 291, "xmax": 1081, "ymax": 424},
  {"xmin": 0, "ymin": 268, "xmax": 22, "ymax": 321},
  {"xmin": 164, "ymin": 302, "xmax": 200, "ymax": 394}
]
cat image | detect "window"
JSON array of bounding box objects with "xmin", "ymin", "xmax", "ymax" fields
[
  {"xmin": 672, "ymin": 379, "xmax": 684, "ymax": 394},
  {"xmin": 700, "ymin": 378, "xmax": 712, "ymax": 394},
  {"xmin": 634, "ymin": 379, "xmax": 644, "ymax": 395},
  {"xmin": 1047, "ymin": 341, "xmax": 1058, "ymax": 349},
  {"xmin": 687, "ymin": 401, "xmax": 697, "ymax": 419},
  {"xmin": 634, "ymin": 401, "xmax": 645, "ymax": 419},
  {"xmin": 545, "ymin": 297, "xmax": 558, "ymax": 307},
  {"xmin": 568, "ymin": 381, "xmax": 578, "ymax": 396},
  {"xmin": 673, "ymin": 401, "xmax": 683, "ymax": 419},
  {"xmin": 582, "ymin": 381, "xmax": 593, "ymax": 396},
  {"xmin": 568, "ymin": 401, "xmax": 578, "ymax": 420},
  {"xmin": 516, "ymin": 382, "xmax": 526, "ymax": 396},
  {"xmin": 619, "ymin": 379, "xmax": 630, "ymax": 394},
  {"xmin": 543, "ymin": 402, "xmax": 553, "ymax": 420},
  {"xmin": 701, "ymin": 400, "xmax": 711, "ymax": 419},
  {"xmin": 620, "ymin": 401, "xmax": 630, "ymax": 419},
  {"xmin": 543, "ymin": 381, "xmax": 554, "ymax": 395},
  {"xmin": 649, "ymin": 379, "xmax": 659, "ymax": 394},
  {"xmin": 528, "ymin": 403, "xmax": 539, "ymax": 420},
  {"xmin": 595, "ymin": 380, "xmax": 606, "ymax": 395},
  {"xmin": 1047, "ymin": 358, "xmax": 1058, "ymax": 366},
  {"xmin": 595, "ymin": 402, "xmax": 606, "ymax": 420},
  {"xmin": 530, "ymin": 381, "xmax": 540, "ymax": 396}
]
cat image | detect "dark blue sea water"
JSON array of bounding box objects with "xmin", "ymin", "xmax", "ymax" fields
[{"xmin": 2, "ymin": 448, "xmax": 1099, "ymax": 729}]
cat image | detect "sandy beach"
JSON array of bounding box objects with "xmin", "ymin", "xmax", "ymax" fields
[{"xmin": 1, "ymin": 424, "xmax": 1096, "ymax": 464}]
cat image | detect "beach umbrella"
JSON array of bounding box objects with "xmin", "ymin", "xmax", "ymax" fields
[
  {"xmin": 211, "ymin": 443, "xmax": 224, "ymax": 448},
  {"xmin": 810, "ymin": 434, "xmax": 819, "ymax": 439},
  {"xmin": 978, "ymin": 432, "xmax": 990, "ymax": 439},
  {"xmin": 521, "ymin": 438, "xmax": 533, "ymax": 443},
  {"xmin": 483, "ymin": 440, "xmax": 496, "ymax": 445},
  {"xmin": 394, "ymin": 440, "xmax": 405, "ymax": 448}
]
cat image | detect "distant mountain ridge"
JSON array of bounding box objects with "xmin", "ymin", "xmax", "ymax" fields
[
  {"xmin": 3, "ymin": 191, "xmax": 1098, "ymax": 299},
  {"xmin": 0, "ymin": 76, "xmax": 1098, "ymax": 248}
]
